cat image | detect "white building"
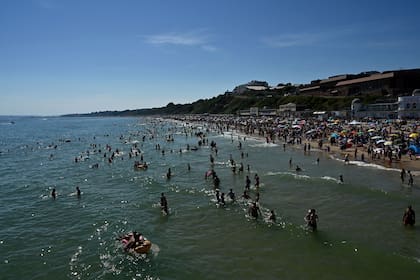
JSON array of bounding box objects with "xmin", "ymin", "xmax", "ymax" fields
[{"xmin": 398, "ymin": 89, "xmax": 420, "ymax": 119}]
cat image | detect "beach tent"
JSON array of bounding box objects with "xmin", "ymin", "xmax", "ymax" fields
[{"xmin": 408, "ymin": 145, "xmax": 420, "ymax": 155}]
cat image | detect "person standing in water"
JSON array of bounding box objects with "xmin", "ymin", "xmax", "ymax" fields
[
  {"xmin": 408, "ymin": 170, "xmax": 414, "ymax": 186},
  {"xmin": 227, "ymin": 188, "xmax": 235, "ymax": 201},
  {"xmin": 403, "ymin": 205, "xmax": 415, "ymax": 226},
  {"xmin": 305, "ymin": 209, "xmax": 318, "ymax": 231},
  {"xmin": 248, "ymin": 202, "xmax": 262, "ymax": 219},
  {"xmin": 76, "ymin": 186, "xmax": 81, "ymax": 198},
  {"xmin": 269, "ymin": 210, "xmax": 276, "ymax": 222},
  {"xmin": 160, "ymin": 193, "xmax": 168, "ymax": 214},
  {"xmin": 400, "ymin": 168, "xmax": 406, "ymax": 183},
  {"xmin": 51, "ymin": 188, "xmax": 56, "ymax": 199}
]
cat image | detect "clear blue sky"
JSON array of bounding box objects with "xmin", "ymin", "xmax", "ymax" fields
[{"xmin": 1, "ymin": 0, "xmax": 419, "ymax": 115}]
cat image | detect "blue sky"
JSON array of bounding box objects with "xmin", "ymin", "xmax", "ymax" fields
[{"xmin": 1, "ymin": 0, "xmax": 419, "ymax": 115}]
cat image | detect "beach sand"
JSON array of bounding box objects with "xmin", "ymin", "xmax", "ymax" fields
[{"xmin": 305, "ymin": 138, "xmax": 420, "ymax": 175}]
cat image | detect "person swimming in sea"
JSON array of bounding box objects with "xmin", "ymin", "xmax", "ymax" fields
[{"xmin": 295, "ymin": 165, "xmax": 302, "ymax": 172}]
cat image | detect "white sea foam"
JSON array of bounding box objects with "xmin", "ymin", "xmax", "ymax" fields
[
  {"xmin": 330, "ymin": 155, "xmax": 404, "ymax": 173},
  {"xmin": 249, "ymin": 142, "xmax": 279, "ymax": 148}
]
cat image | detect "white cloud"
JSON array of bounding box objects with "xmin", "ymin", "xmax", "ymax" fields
[
  {"xmin": 261, "ymin": 33, "xmax": 323, "ymax": 48},
  {"xmin": 145, "ymin": 33, "xmax": 204, "ymax": 46},
  {"xmin": 143, "ymin": 31, "xmax": 218, "ymax": 52}
]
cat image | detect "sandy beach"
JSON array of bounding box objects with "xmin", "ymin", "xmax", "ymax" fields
[
  {"xmin": 172, "ymin": 115, "xmax": 420, "ymax": 175},
  {"xmin": 306, "ymin": 138, "xmax": 420, "ymax": 174}
]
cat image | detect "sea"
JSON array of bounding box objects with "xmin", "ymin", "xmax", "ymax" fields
[{"xmin": 0, "ymin": 116, "xmax": 419, "ymax": 279}]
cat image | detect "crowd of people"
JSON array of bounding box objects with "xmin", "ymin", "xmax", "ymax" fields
[{"xmin": 48, "ymin": 115, "xmax": 416, "ymax": 248}]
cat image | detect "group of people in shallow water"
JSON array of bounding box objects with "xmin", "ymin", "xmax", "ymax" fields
[
  {"xmin": 119, "ymin": 231, "xmax": 145, "ymax": 251},
  {"xmin": 52, "ymin": 120, "xmax": 417, "ymax": 237}
]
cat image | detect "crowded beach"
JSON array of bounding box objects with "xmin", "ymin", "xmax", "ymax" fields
[{"xmin": 170, "ymin": 114, "xmax": 420, "ymax": 174}]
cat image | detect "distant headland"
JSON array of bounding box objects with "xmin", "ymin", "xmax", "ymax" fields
[{"xmin": 62, "ymin": 68, "xmax": 420, "ymax": 118}]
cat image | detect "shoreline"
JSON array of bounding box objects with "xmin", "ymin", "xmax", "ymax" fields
[{"xmin": 170, "ymin": 115, "xmax": 420, "ymax": 175}]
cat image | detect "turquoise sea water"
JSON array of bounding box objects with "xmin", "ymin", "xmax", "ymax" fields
[{"xmin": 0, "ymin": 116, "xmax": 419, "ymax": 279}]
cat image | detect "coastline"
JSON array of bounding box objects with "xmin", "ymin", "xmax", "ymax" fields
[
  {"xmin": 170, "ymin": 115, "xmax": 420, "ymax": 175},
  {"xmin": 304, "ymin": 138, "xmax": 420, "ymax": 175}
]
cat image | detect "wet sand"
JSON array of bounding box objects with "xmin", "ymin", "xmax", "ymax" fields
[{"xmin": 305, "ymin": 138, "xmax": 420, "ymax": 174}]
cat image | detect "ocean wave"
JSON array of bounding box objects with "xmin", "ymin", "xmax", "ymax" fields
[
  {"xmin": 329, "ymin": 155, "xmax": 403, "ymax": 173},
  {"xmin": 249, "ymin": 142, "xmax": 279, "ymax": 148}
]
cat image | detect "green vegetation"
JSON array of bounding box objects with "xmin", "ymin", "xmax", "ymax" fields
[{"xmin": 62, "ymin": 90, "xmax": 389, "ymax": 117}]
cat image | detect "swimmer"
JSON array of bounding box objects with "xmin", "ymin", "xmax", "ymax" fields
[
  {"xmin": 339, "ymin": 175, "xmax": 343, "ymax": 183},
  {"xmin": 160, "ymin": 193, "xmax": 168, "ymax": 214},
  {"xmin": 51, "ymin": 188, "xmax": 56, "ymax": 199},
  {"xmin": 403, "ymin": 205, "xmax": 415, "ymax": 226},
  {"xmin": 166, "ymin": 168, "xmax": 172, "ymax": 179},
  {"xmin": 242, "ymin": 191, "xmax": 251, "ymax": 200},
  {"xmin": 295, "ymin": 165, "xmax": 302, "ymax": 172},
  {"xmin": 227, "ymin": 188, "xmax": 235, "ymax": 201},
  {"xmin": 248, "ymin": 202, "xmax": 262, "ymax": 219},
  {"xmin": 76, "ymin": 186, "xmax": 81, "ymax": 197},
  {"xmin": 269, "ymin": 210, "xmax": 276, "ymax": 222},
  {"xmin": 220, "ymin": 193, "xmax": 225, "ymax": 206},
  {"xmin": 245, "ymin": 176, "xmax": 251, "ymax": 191},
  {"xmin": 400, "ymin": 168, "xmax": 406, "ymax": 183},
  {"xmin": 305, "ymin": 209, "xmax": 318, "ymax": 231}
]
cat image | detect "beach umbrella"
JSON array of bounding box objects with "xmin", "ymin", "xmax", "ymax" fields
[
  {"xmin": 409, "ymin": 133, "xmax": 419, "ymax": 138},
  {"xmin": 305, "ymin": 129, "xmax": 316, "ymax": 134},
  {"xmin": 330, "ymin": 133, "xmax": 339, "ymax": 138},
  {"xmin": 367, "ymin": 129, "xmax": 375, "ymax": 132},
  {"xmin": 371, "ymin": 136, "xmax": 382, "ymax": 140},
  {"xmin": 384, "ymin": 141, "xmax": 393, "ymax": 146},
  {"xmin": 292, "ymin": 125, "xmax": 301, "ymax": 129},
  {"xmin": 376, "ymin": 139, "xmax": 386, "ymax": 144}
]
